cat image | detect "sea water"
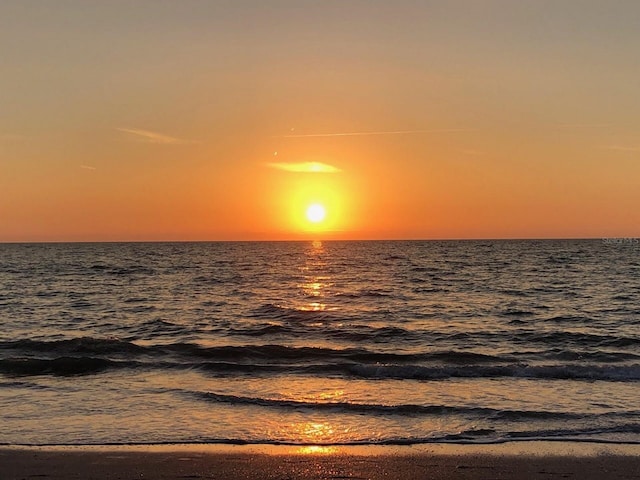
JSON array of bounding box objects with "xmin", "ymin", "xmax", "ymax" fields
[{"xmin": 1, "ymin": 240, "xmax": 639, "ymax": 445}]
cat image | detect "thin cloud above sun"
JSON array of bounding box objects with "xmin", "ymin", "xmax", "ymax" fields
[
  {"xmin": 116, "ymin": 127, "xmax": 197, "ymax": 145},
  {"xmin": 274, "ymin": 128, "xmax": 471, "ymax": 138},
  {"xmin": 267, "ymin": 162, "xmax": 342, "ymax": 173}
]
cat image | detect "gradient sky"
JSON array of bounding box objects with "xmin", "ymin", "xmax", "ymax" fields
[{"xmin": 1, "ymin": 0, "xmax": 639, "ymax": 241}]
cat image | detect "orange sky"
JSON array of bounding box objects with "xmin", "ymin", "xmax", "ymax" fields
[{"xmin": 1, "ymin": 1, "xmax": 639, "ymax": 241}]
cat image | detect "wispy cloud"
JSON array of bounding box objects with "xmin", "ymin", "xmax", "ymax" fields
[
  {"xmin": 80, "ymin": 165, "xmax": 97, "ymax": 170},
  {"xmin": 274, "ymin": 128, "xmax": 470, "ymax": 138},
  {"xmin": 267, "ymin": 162, "xmax": 342, "ymax": 173},
  {"xmin": 604, "ymin": 145, "xmax": 640, "ymax": 153},
  {"xmin": 116, "ymin": 127, "xmax": 196, "ymax": 145}
]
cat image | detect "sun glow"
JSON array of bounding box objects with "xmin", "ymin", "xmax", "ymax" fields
[
  {"xmin": 306, "ymin": 203, "xmax": 326, "ymax": 223},
  {"xmin": 273, "ymin": 170, "xmax": 354, "ymax": 237}
]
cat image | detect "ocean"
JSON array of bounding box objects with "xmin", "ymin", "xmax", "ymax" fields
[{"xmin": 1, "ymin": 240, "xmax": 639, "ymax": 446}]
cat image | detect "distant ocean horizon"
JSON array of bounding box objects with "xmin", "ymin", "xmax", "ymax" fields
[
  {"xmin": 1, "ymin": 239, "xmax": 639, "ymax": 446},
  {"xmin": 2, "ymin": 236, "xmax": 638, "ymax": 243}
]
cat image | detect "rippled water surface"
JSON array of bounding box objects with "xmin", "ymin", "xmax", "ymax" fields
[{"xmin": 1, "ymin": 240, "xmax": 639, "ymax": 445}]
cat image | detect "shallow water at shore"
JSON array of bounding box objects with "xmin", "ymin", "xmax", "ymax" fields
[{"xmin": 1, "ymin": 240, "xmax": 639, "ymax": 445}]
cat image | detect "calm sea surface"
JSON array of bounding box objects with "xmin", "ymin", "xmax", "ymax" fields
[{"xmin": 1, "ymin": 240, "xmax": 639, "ymax": 446}]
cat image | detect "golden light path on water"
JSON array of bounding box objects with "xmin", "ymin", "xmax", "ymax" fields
[
  {"xmin": 283, "ymin": 241, "xmax": 350, "ymax": 446},
  {"xmin": 296, "ymin": 240, "xmax": 333, "ymax": 314},
  {"xmin": 264, "ymin": 240, "xmax": 461, "ymax": 446},
  {"xmin": 218, "ymin": 239, "xmax": 517, "ymax": 446}
]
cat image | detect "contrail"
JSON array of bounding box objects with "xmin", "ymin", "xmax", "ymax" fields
[
  {"xmin": 116, "ymin": 127, "xmax": 197, "ymax": 145},
  {"xmin": 275, "ymin": 128, "xmax": 470, "ymax": 138}
]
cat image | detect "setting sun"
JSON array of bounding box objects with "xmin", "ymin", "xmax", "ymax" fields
[
  {"xmin": 3, "ymin": 4, "xmax": 640, "ymax": 477},
  {"xmin": 306, "ymin": 203, "xmax": 326, "ymax": 223}
]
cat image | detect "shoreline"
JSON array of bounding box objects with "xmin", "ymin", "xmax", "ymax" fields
[
  {"xmin": 2, "ymin": 440, "xmax": 640, "ymax": 456},
  {"xmin": 2, "ymin": 442, "xmax": 640, "ymax": 480}
]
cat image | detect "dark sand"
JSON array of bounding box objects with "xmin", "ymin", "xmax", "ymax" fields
[{"xmin": 2, "ymin": 443, "xmax": 639, "ymax": 480}]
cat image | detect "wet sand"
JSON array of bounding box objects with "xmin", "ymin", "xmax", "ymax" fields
[{"xmin": 2, "ymin": 443, "xmax": 639, "ymax": 480}]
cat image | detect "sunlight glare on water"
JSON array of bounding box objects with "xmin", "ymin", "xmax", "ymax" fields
[{"xmin": 1, "ymin": 240, "xmax": 639, "ymax": 445}]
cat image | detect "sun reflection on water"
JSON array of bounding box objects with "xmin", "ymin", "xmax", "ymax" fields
[
  {"xmin": 318, "ymin": 390, "xmax": 345, "ymax": 401},
  {"xmin": 286, "ymin": 421, "xmax": 345, "ymax": 446},
  {"xmin": 298, "ymin": 302, "xmax": 327, "ymax": 312},
  {"xmin": 302, "ymin": 281, "xmax": 325, "ymax": 297},
  {"xmin": 296, "ymin": 445, "xmax": 339, "ymax": 455},
  {"xmin": 295, "ymin": 240, "xmax": 337, "ymax": 314}
]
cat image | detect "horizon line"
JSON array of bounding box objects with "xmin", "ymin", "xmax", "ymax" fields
[{"xmin": 0, "ymin": 236, "xmax": 632, "ymax": 245}]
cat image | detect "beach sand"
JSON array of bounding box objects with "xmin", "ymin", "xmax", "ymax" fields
[{"xmin": 2, "ymin": 443, "xmax": 639, "ymax": 480}]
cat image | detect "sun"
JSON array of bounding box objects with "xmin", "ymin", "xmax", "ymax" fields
[{"xmin": 306, "ymin": 203, "xmax": 326, "ymax": 223}]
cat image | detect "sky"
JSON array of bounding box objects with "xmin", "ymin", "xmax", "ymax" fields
[{"xmin": 1, "ymin": 0, "xmax": 639, "ymax": 241}]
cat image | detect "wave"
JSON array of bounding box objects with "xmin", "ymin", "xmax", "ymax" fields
[
  {"xmin": 236, "ymin": 317, "xmax": 640, "ymax": 350},
  {"xmin": 503, "ymin": 424, "xmax": 640, "ymax": 440},
  {"xmin": 156, "ymin": 344, "xmax": 515, "ymax": 366},
  {"xmin": 227, "ymin": 324, "xmax": 292, "ymax": 336},
  {"xmin": 184, "ymin": 360, "xmax": 640, "ymax": 382},
  {"xmin": 188, "ymin": 391, "xmax": 586, "ymax": 420},
  {"xmin": 544, "ymin": 315, "xmax": 588, "ymax": 323},
  {"xmin": 6, "ymin": 425, "xmax": 640, "ymax": 447},
  {"xmin": 0, "ymin": 338, "xmax": 510, "ymax": 364},
  {"xmin": 5, "ymin": 323, "xmax": 639, "ymax": 359},
  {"xmin": 130, "ymin": 319, "xmax": 185, "ymax": 336},
  {"xmin": 423, "ymin": 425, "xmax": 640, "ymax": 445},
  {"xmin": 0, "ymin": 357, "xmax": 135, "ymax": 376},
  {"xmin": 228, "ymin": 322, "xmax": 421, "ymax": 344},
  {"xmin": 3, "ymin": 337, "xmax": 640, "ymax": 382},
  {"xmin": 541, "ymin": 349, "xmax": 640, "ymax": 362},
  {"xmin": 3, "ymin": 355, "xmax": 638, "ymax": 382},
  {"xmin": 348, "ymin": 363, "xmax": 640, "ymax": 381},
  {"xmin": 0, "ymin": 338, "xmax": 146, "ymax": 355},
  {"xmin": 475, "ymin": 329, "xmax": 640, "ymax": 349}
]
